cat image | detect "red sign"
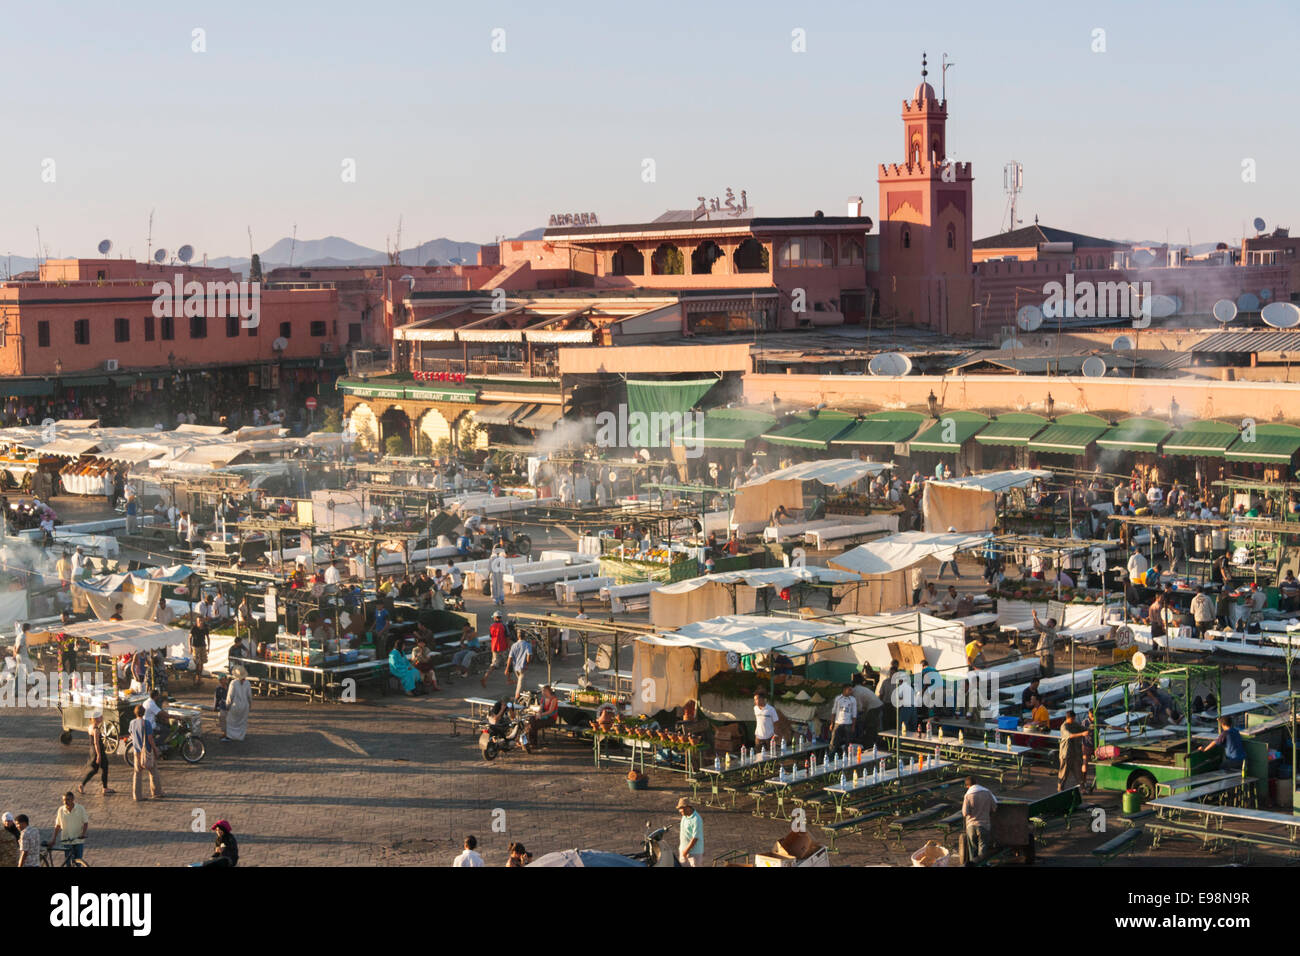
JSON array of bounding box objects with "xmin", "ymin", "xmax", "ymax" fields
[{"xmin": 305, "ymin": 397, "xmax": 318, "ymax": 410}]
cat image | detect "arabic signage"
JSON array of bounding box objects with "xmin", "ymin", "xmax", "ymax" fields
[
  {"xmin": 548, "ymin": 213, "xmax": 599, "ymax": 227},
  {"xmin": 695, "ymin": 187, "xmax": 749, "ymax": 219}
]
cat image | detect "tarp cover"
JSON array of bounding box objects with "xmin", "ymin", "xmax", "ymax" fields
[
  {"xmin": 641, "ymin": 615, "xmax": 852, "ymax": 653},
  {"xmin": 649, "ymin": 566, "xmax": 860, "ymax": 629},
  {"xmin": 829, "ymin": 531, "xmax": 992, "ymax": 575},
  {"xmin": 626, "ymin": 378, "xmax": 718, "ymax": 422},
  {"xmin": 740, "ymin": 459, "xmax": 894, "ymax": 490},
  {"xmin": 57, "ymin": 619, "xmax": 182, "ymax": 653},
  {"xmin": 72, "ymin": 573, "xmax": 163, "ymax": 622}
]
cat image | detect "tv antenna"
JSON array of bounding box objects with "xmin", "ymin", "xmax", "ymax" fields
[
  {"xmin": 146, "ymin": 209, "xmax": 155, "ymax": 265},
  {"xmin": 941, "ymin": 54, "xmax": 954, "ymax": 102},
  {"xmin": 387, "ymin": 215, "xmax": 403, "ymax": 266},
  {"xmin": 1002, "ymin": 162, "xmax": 1023, "ymax": 232},
  {"xmin": 288, "ymin": 223, "xmax": 298, "ymax": 267}
]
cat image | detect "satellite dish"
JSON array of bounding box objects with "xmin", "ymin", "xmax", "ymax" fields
[
  {"xmin": 272, "ymin": 337, "xmax": 289, "ymax": 351},
  {"xmin": 1254, "ymin": 217, "xmax": 1266, "ymax": 233},
  {"xmin": 1260, "ymin": 288, "xmax": 1273, "ymax": 301},
  {"xmin": 1146, "ymin": 294, "xmax": 1178, "ymax": 318},
  {"xmin": 1111, "ymin": 334, "xmax": 1135, "ymax": 350},
  {"xmin": 400, "ymin": 273, "xmax": 416, "ymax": 292},
  {"xmin": 868, "ymin": 352, "xmax": 913, "ymax": 376},
  {"xmin": 153, "ymin": 248, "xmax": 167, "ymax": 263},
  {"xmin": 176, "ymin": 244, "xmax": 194, "ymax": 263},
  {"xmin": 1081, "ymin": 356, "xmax": 1107, "ymax": 378},
  {"xmin": 97, "ymin": 239, "xmax": 112, "ymax": 256},
  {"xmin": 1237, "ymin": 292, "xmax": 1261, "ymax": 312},
  {"xmin": 1131, "ymin": 249, "xmax": 1157, "ymax": 267},
  {"xmin": 1131, "ymin": 650, "xmax": 1148, "ymax": 672},
  {"xmin": 1000, "ymin": 337, "xmax": 1024, "ymax": 350},
  {"xmin": 1261, "ymin": 302, "xmax": 1300, "ymax": 329},
  {"xmin": 1212, "ymin": 299, "xmax": 1237, "ymax": 324},
  {"xmin": 1016, "ymin": 304, "xmax": 1043, "ymax": 332}
]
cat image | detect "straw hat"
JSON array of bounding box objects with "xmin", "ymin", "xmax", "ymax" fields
[
  {"xmin": 675, "ymin": 797, "xmax": 693, "ymax": 811},
  {"xmin": 230, "ymin": 664, "xmax": 247, "ymax": 679}
]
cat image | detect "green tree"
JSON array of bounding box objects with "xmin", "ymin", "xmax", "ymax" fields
[
  {"xmin": 384, "ymin": 435, "xmax": 405, "ymax": 458},
  {"xmin": 319, "ymin": 407, "xmax": 343, "ymax": 433}
]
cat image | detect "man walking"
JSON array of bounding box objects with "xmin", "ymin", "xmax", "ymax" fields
[
  {"xmin": 78, "ymin": 714, "xmax": 113, "ymax": 796},
  {"xmin": 1058, "ymin": 710, "xmax": 1089, "ymax": 792},
  {"xmin": 506, "ymin": 630, "xmax": 532, "ymax": 699},
  {"xmin": 829, "ymin": 684, "xmax": 858, "ymax": 756},
  {"xmin": 214, "ymin": 674, "xmax": 230, "ymax": 738},
  {"xmin": 453, "ymin": 835, "xmax": 484, "ymax": 867},
  {"xmin": 480, "ymin": 611, "xmax": 510, "ymax": 689},
  {"xmin": 961, "ymin": 776, "xmax": 997, "ymax": 864},
  {"xmin": 189, "ymin": 618, "xmax": 208, "ymax": 687},
  {"xmin": 50, "ymin": 792, "xmax": 89, "ymax": 866},
  {"xmin": 676, "ymin": 797, "xmax": 704, "ymax": 867},
  {"xmin": 1190, "ymin": 586, "xmax": 1215, "ymax": 637},
  {"xmin": 129, "ymin": 704, "xmax": 163, "ymax": 801}
]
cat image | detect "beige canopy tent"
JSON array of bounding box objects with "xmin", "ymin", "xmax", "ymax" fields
[
  {"xmin": 827, "ymin": 530, "xmax": 992, "ymax": 614},
  {"xmin": 648, "ymin": 565, "xmax": 861, "ymax": 629},
  {"xmin": 57, "ymin": 619, "xmax": 186, "ymax": 655},
  {"xmin": 631, "ymin": 615, "xmax": 854, "ymax": 715},
  {"xmin": 921, "ymin": 469, "xmax": 1052, "ymax": 532},
  {"xmin": 733, "ymin": 459, "xmax": 894, "ymax": 526}
]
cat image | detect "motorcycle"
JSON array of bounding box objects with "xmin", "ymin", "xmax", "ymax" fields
[
  {"xmin": 123, "ymin": 718, "xmax": 206, "ymax": 765},
  {"xmin": 626, "ymin": 821, "xmax": 676, "ymax": 867},
  {"xmin": 472, "ymin": 527, "xmax": 532, "ymax": 559},
  {"xmin": 479, "ymin": 701, "xmax": 532, "ymax": 761}
]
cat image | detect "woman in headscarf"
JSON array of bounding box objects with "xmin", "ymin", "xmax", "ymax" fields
[
  {"xmin": 388, "ymin": 640, "xmax": 420, "ymax": 695},
  {"xmin": 223, "ymin": 665, "xmax": 252, "ymax": 742}
]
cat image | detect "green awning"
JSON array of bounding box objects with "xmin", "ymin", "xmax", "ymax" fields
[
  {"xmin": 1163, "ymin": 421, "xmax": 1239, "ymax": 458},
  {"xmin": 405, "ymin": 383, "xmax": 479, "ymax": 402},
  {"xmin": 1025, "ymin": 414, "xmax": 1110, "ymax": 454},
  {"xmin": 0, "ymin": 380, "xmax": 55, "ymax": 397},
  {"xmin": 761, "ymin": 412, "xmax": 855, "ymax": 449},
  {"xmin": 111, "ymin": 375, "xmax": 138, "ymax": 387},
  {"xmin": 830, "ymin": 413, "xmax": 924, "ymax": 447},
  {"xmin": 974, "ymin": 413, "xmax": 1048, "ymax": 447},
  {"xmin": 908, "ymin": 412, "xmax": 989, "ymax": 453},
  {"xmin": 1224, "ymin": 424, "xmax": 1300, "ymax": 463},
  {"xmin": 677, "ymin": 408, "xmax": 776, "ymax": 449},
  {"xmin": 1095, "ymin": 417, "xmax": 1173, "ymax": 453},
  {"xmin": 67, "ymin": 376, "xmax": 110, "ymax": 387},
  {"xmin": 626, "ymin": 378, "xmax": 718, "ymax": 422}
]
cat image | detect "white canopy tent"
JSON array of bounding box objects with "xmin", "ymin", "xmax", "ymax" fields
[
  {"xmin": 828, "ymin": 531, "xmax": 991, "ymax": 614},
  {"xmin": 734, "ymin": 458, "xmax": 894, "ymax": 527},
  {"xmin": 649, "ymin": 565, "xmax": 861, "ymax": 629},
  {"xmin": 58, "ymin": 619, "xmax": 185, "ymax": 655},
  {"xmin": 632, "ymin": 615, "xmax": 854, "ymax": 714},
  {"xmin": 922, "ymin": 469, "xmax": 1052, "ymax": 532}
]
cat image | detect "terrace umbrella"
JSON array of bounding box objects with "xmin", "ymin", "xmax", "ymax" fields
[{"xmin": 527, "ymin": 849, "xmax": 645, "ymax": 867}]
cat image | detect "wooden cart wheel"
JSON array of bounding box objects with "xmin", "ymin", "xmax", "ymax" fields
[
  {"xmin": 59, "ymin": 731, "xmax": 73, "ymax": 745},
  {"xmin": 102, "ymin": 730, "xmax": 120, "ymax": 753}
]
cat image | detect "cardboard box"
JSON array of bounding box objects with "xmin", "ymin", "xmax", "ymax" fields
[
  {"xmin": 755, "ymin": 847, "xmax": 830, "ymax": 868},
  {"xmin": 713, "ymin": 722, "xmax": 743, "ymax": 754},
  {"xmin": 762, "ymin": 829, "xmax": 830, "ymax": 867}
]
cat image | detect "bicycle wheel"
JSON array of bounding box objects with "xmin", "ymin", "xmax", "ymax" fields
[{"xmin": 39, "ymin": 847, "xmax": 53, "ymax": 867}]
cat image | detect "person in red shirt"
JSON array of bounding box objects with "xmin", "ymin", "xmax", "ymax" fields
[{"xmin": 480, "ymin": 611, "xmax": 511, "ymax": 689}]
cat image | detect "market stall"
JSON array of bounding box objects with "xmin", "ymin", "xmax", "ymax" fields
[
  {"xmin": 827, "ymin": 530, "xmax": 992, "ymax": 614},
  {"xmin": 732, "ymin": 459, "xmax": 895, "ymax": 533},
  {"xmin": 921, "ymin": 469, "xmax": 1052, "ymax": 533},
  {"xmin": 649, "ymin": 565, "xmax": 860, "ymax": 629}
]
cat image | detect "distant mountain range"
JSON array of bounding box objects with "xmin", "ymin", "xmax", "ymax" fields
[{"xmin": 1, "ymin": 228, "xmax": 548, "ymax": 279}]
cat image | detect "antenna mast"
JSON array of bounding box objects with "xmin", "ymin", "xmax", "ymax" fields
[
  {"xmin": 146, "ymin": 209, "xmax": 154, "ymax": 265},
  {"xmin": 1002, "ymin": 162, "xmax": 1024, "ymax": 233},
  {"xmin": 289, "ymin": 223, "xmax": 298, "ymax": 267}
]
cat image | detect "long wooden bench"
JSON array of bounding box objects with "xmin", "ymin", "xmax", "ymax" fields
[
  {"xmin": 820, "ymin": 811, "xmax": 890, "ymax": 851},
  {"xmin": 1155, "ymin": 770, "xmax": 1242, "ymax": 798},
  {"xmin": 887, "ymin": 803, "xmax": 951, "ymax": 845},
  {"xmin": 1091, "ymin": 828, "xmax": 1144, "ymax": 864}
]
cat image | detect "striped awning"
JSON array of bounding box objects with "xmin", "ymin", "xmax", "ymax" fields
[
  {"xmin": 1163, "ymin": 421, "xmax": 1239, "ymax": 458},
  {"xmin": 908, "ymin": 413, "xmax": 989, "ymax": 453},
  {"xmin": 677, "ymin": 408, "xmax": 776, "ymax": 449},
  {"xmin": 1025, "ymin": 414, "xmax": 1110, "ymax": 454},
  {"xmin": 761, "ymin": 412, "xmax": 855, "ymax": 450},
  {"xmin": 974, "ymin": 413, "xmax": 1048, "ymax": 447},
  {"xmin": 516, "ymin": 404, "xmax": 564, "ymax": 430},
  {"xmin": 1224, "ymin": 425, "xmax": 1300, "ymax": 463},
  {"xmin": 1095, "ymin": 417, "xmax": 1172, "ymax": 453},
  {"xmin": 829, "ymin": 414, "xmax": 924, "ymax": 447},
  {"xmin": 473, "ymin": 402, "xmax": 532, "ymax": 426}
]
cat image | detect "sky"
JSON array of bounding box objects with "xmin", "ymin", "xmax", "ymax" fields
[{"xmin": 3, "ymin": 0, "xmax": 1296, "ymax": 261}]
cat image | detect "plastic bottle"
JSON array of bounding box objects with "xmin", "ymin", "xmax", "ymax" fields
[{"xmin": 839, "ymin": 772, "xmax": 847, "ymax": 788}]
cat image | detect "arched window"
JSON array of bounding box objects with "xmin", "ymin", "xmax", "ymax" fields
[
  {"xmin": 840, "ymin": 238, "xmax": 864, "ymax": 266},
  {"xmin": 734, "ymin": 237, "xmax": 768, "ymax": 273},
  {"xmin": 1085, "ymin": 256, "xmax": 1093, "ymax": 269},
  {"xmin": 902, "ymin": 229, "xmax": 911, "ymax": 249},
  {"xmin": 690, "ymin": 240, "xmax": 724, "ymax": 275},
  {"xmin": 778, "ymin": 238, "xmax": 803, "ymax": 268},
  {"xmin": 946, "ymin": 225, "xmax": 955, "ymax": 250},
  {"xmin": 650, "ymin": 243, "xmax": 683, "ymax": 275},
  {"xmin": 611, "ymin": 243, "xmax": 644, "ymax": 276},
  {"xmin": 806, "ymin": 237, "xmax": 833, "ymax": 267}
]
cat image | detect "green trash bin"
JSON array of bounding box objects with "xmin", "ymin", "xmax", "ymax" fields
[{"xmin": 1122, "ymin": 789, "xmax": 1143, "ymax": 814}]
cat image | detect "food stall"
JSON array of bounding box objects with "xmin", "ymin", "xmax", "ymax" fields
[{"xmin": 46, "ymin": 619, "xmax": 191, "ymax": 750}]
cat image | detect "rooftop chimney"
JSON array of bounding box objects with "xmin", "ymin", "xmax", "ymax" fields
[{"xmin": 847, "ymin": 196, "xmax": 864, "ymax": 217}]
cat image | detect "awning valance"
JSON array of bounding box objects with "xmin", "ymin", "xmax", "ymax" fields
[
  {"xmin": 516, "ymin": 404, "xmax": 564, "ymax": 430},
  {"xmin": 473, "ymin": 402, "xmax": 532, "ymax": 426},
  {"xmin": 626, "ymin": 378, "xmax": 717, "ymax": 422},
  {"xmin": 829, "ymin": 413, "xmax": 925, "ymax": 447},
  {"xmin": 676, "ymin": 408, "xmax": 776, "ymax": 449},
  {"xmin": 1025, "ymin": 414, "xmax": 1110, "ymax": 454},
  {"xmin": 1, "ymin": 380, "xmax": 55, "ymax": 397}
]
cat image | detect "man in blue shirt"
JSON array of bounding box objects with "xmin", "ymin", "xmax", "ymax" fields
[
  {"xmin": 1199, "ymin": 716, "xmax": 1246, "ymax": 772},
  {"xmin": 676, "ymin": 797, "xmax": 703, "ymax": 867}
]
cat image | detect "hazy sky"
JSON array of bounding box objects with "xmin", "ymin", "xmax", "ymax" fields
[{"xmin": 4, "ymin": 0, "xmax": 1295, "ymax": 260}]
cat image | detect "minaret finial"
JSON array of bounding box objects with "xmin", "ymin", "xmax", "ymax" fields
[{"xmin": 921, "ymin": 52, "xmax": 928, "ymax": 80}]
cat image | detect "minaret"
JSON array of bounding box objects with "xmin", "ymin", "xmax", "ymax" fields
[{"xmin": 877, "ymin": 54, "xmax": 975, "ymax": 335}]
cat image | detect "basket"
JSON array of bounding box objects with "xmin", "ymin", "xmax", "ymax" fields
[
  {"xmin": 910, "ymin": 840, "xmax": 952, "ymax": 867},
  {"xmin": 997, "ymin": 715, "xmax": 1019, "ymax": 730}
]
